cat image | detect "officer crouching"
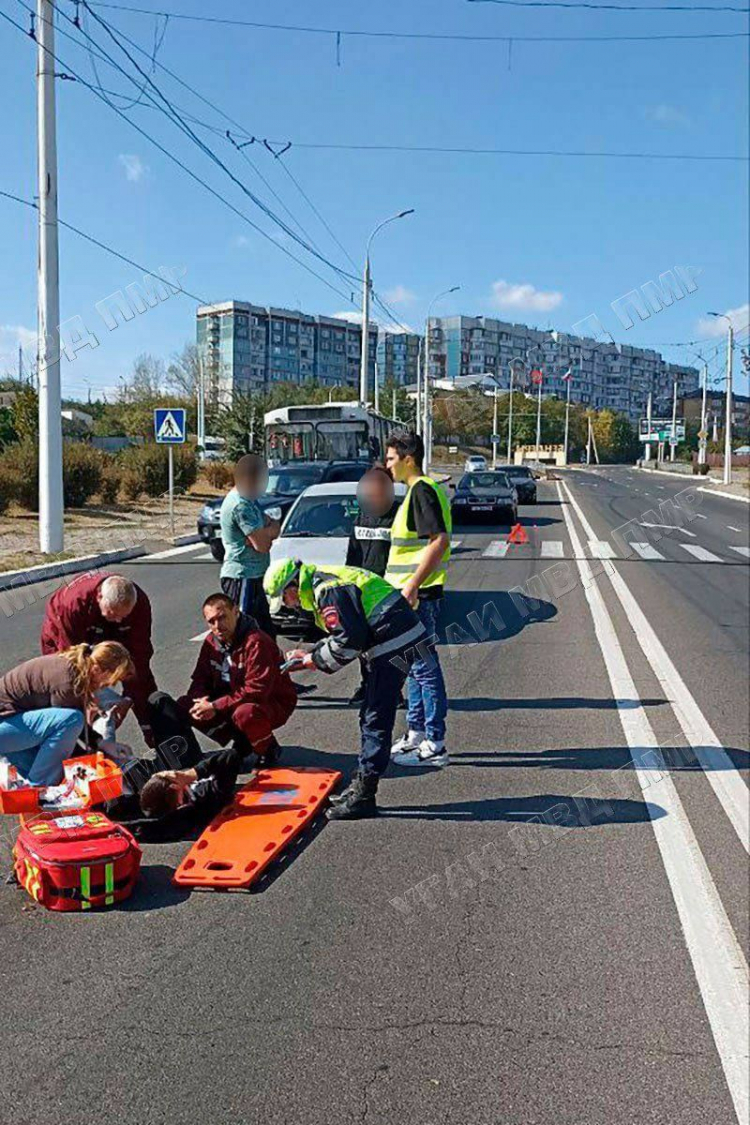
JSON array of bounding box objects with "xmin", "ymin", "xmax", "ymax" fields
[{"xmin": 263, "ymin": 560, "xmax": 426, "ymax": 820}]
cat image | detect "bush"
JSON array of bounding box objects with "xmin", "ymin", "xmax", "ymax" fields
[
  {"xmin": 98, "ymin": 461, "xmax": 122, "ymax": 504},
  {"xmin": 0, "ymin": 440, "xmax": 38, "ymax": 510},
  {"xmin": 62, "ymin": 443, "xmax": 103, "ymax": 508},
  {"xmin": 120, "ymin": 442, "xmax": 198, "ymax": 498},
  {"xmin": 0, "ymin": 465, "xmax": 17, "ymax": 514},
  {"xmin": 201, "ymin": 460, "xmax": 234, "ymax": 490}
]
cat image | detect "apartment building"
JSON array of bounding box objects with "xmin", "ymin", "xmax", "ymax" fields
[
  {"xmin": 427, "ymin": 315, "xmax": 699, "ymax": 421},
  {"xmin": 679, "ymin": 388, "xmax": 750, "ymax": 440},
  {"xmin": 196, "ymin": 301, "xmax": 377, "ymax": 404},
  {"xmin": 376, "ymin": 331, "xmax": 421, "ymax": 386}
]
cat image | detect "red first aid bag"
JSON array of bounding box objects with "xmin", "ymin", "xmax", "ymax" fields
[{"xmin": 14, "ymin": 810, "xmax": 141, "ymax": 912}]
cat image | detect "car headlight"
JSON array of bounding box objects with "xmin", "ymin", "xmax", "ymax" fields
[
  {"xmin": 265, "ymin": 506, "xmax": 283, "ymax": 521},
  {"xmin": 453, "ymin": 497, "xmax": 468, "ymax": 504},
  {"xmin": 200, "ymin": 504, "xmax": 214, "ymax": 519}
]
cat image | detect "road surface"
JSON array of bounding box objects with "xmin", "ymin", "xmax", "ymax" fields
[{"xmin": 1, "ymin": 466, "xmax": 747, "ymax": 1125}]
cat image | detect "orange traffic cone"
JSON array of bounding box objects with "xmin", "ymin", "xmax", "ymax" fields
[{"xmin": 507, "ymin": 523, "xmax": 529, "ymax": 545}]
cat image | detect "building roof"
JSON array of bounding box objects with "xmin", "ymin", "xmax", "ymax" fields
[{"xmin": 680, "ymin": 388, "xmax": 750, "ymax": 403}]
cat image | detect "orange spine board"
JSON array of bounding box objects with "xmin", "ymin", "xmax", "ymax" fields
[{"xmin": 173, "ymin": 766, "xmax": 341, "ymax": 890}]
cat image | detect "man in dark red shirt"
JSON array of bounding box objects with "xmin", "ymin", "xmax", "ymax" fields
[
  {"xmin": 40, "ymin": 572, "xmax": 157, "ymax": 744},
  {"xmin": 146, "ymin": 592, "xmax": 297, "ymax": 767}
]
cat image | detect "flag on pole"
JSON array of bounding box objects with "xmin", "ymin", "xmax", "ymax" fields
[
  {"xmin": 530, "ymin": 368, "xmax": 544, "ymax": 385},
  {"xmin": 561, "ymin": 367, "xmax": 573, "ymax": 381}
]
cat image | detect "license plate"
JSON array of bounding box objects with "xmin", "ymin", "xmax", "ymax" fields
[{"xmin": 472, "ymin": 505, "xmax": 493, "ymax": 511}]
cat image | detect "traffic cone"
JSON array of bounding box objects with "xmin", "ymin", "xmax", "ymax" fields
[{"xmin": 507, "ymin": 523, "xmax": 529, "ymax": 545}]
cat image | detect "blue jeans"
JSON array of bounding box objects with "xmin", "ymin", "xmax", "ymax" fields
[
  {"xmin": 0, "ymin": 708, "xmax": 84, "ymax": 785},
  {"xmin": 406, "ymin": 598, "xmax": 448, "ymax": 743}
]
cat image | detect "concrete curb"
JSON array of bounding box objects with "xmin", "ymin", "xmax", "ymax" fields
[
  {"xmin": 696, "ymin": 486, "xmax": 750, "ymax": 505},
  {"xmin": 0, "ymin": 534, "xmax": 201, "ymax": 592}
]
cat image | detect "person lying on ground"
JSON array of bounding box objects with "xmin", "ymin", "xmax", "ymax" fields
[{"xmin": 138, "ymin": 745, "xmax": 243, "ymax": 819}]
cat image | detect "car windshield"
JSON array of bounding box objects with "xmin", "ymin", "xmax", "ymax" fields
[
  {"xmin": 509, "ymin": 467, "xmax": 532, "ymax": 478},
  {"xmin": 461, "ymin": 472, "xmax": 510, "ymax": 490},
  {"xmin": 282, "ymin": 495, "xmax": 360, "ymax": 538},
  {"xmin": 266, "ymin": 466, "xmax": 325, "ymax": 496}
]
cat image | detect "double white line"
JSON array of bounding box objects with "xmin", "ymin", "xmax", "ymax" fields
[{"xmin": 558, "ymin": 479, "xmax": 749, "ymax": 1125}]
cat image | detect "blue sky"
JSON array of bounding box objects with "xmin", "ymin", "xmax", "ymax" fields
[{"xmin": 0, "ymin": 0, "xmax": 748, "ymax": 399}]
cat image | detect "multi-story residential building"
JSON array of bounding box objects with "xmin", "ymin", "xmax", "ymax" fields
[
  {"xmin": 376, "ymin": 331, "xmax": 421, "ymax": 387},
  {"xmin": 679, "ymin": 388, "xmax": 750, "ymax": 441},
  {"xmin": 427, "ymin": 315, "xmax": 699, "ymax": 422},
  {"xmin": 196, "ymin": 301, "xmax": 377, "ymax": 404}
]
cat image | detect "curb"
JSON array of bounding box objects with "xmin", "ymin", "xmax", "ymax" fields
[
  {"xmin": 0, "ymin": 534, "xmax": 201, "ymax": 592},
  {"xmin": 636, "ymin": 464, "xmax": 694, "ymax": 479},
  {"xmin": 696, "ymin": 486, "xmax": 750, "ymax": 505}
]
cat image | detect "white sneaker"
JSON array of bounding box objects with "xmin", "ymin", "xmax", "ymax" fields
[
  {"xmin": 390, "ymin": 730, "xmax": 425, "ymax": 759},
  {"xmin": 393, "ymin": 739, "xmax": 449, "ymax": 769}
]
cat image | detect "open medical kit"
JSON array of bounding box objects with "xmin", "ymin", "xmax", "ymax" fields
[{"xmin": 0, "ymin": 752, "xmax": 122, "ymax": 814}]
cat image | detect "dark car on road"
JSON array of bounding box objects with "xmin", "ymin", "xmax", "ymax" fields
[
  {"xmin": 197, "ymin": 460, "xmax": 371, "ymax": 562},
  {"xmin": 451, "ymin": 470, "xmax": 518, "ymax": 525},
  {"xmin": 494, "ymin": 464, "xmax": 538, "ymax": 503}
]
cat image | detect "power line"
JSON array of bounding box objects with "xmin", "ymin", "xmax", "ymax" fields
[
  {"xmin": 0, "ymin": 186, "xmax": 210, "ymax": 303},
  {"xmin": 279, "ymin": 141, "xmax": 747, "ymax": 162},
  {"xmin": 87, "ymin": 2, "xmax": 750, "ymax": 28},
  {"xmin": 2, "ymin": 6, "xmax": 357, "ymax": 306},
  {"xmin": 468, "ymin": 0, "xmax": 748, "ymax": 10}
]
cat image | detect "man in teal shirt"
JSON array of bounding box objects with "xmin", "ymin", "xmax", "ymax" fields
[{"xmin": 219, "ymin": 454, "xmax": 281, "ymax": 637}]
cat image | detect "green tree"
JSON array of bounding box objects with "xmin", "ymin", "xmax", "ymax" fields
[{"xmin": 10, "ymin": 386, "xmax": 39, "ymax": 440}]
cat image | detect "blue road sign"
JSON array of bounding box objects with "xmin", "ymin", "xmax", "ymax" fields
[{"xmin": 154, "ymin": 408, "xmax": 187, "ymax": 444}]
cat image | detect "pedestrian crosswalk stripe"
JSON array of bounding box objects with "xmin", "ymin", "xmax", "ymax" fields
[
  {"xmin": 452, "ymin": 539, "xmax": 463, "ymax": 548},
  {"xmin": 729, "ymin": 545, "xmax": 750, "ymax": 559},
  {"xmin": 540, "ymin": 540, "xmax": 563, "ymax": 558},
  {"xmin": 680, "ymin": 544, "xmax": 722, "ymax": 563},
  {"xmin": 630, "ymin": 542, "xmax": 664, "ymax": 561},
  {"xmin": 482, "ymin": 541, "xmax": 510, "ymax": 558},
  {"xmin": 588, "ymin": 540, "xmax": 616, "ymax": 559}
]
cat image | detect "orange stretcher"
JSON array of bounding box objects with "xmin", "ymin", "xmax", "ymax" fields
[{"xmin": 173, "ymin": 766, "xmax": 341, "ymax": 890}]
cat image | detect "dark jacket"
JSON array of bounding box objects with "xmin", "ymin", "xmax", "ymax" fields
[
  {"xmin": 40, "ymin": 572, "xmax": 156, "ymax": 724},
  {"xmin": 345, "ymin": 501, "xmax": 399, "ymax": 578},
  {"xmin": 183, "ymin": 613, "xmax": 297, "ymax": 721},
  {"xmin": 0, "ymin": 654, "xmax": 83, "ymax": 717},
  {"xmin": 309, "ymin": 574, "xmax": 425, "ymax": 674},
  {"xmin": 189, "ymin": 746, "xmax": 243, "ymax": 805}
]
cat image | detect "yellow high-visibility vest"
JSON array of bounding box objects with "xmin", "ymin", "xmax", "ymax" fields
[{"xmin": 385, "ymin": 476, "xmax": 452, "ymax": 591}]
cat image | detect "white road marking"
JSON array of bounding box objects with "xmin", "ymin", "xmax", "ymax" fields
[
  {"xmin": 630, "ymin": 542, "xmax": 665, "ymax": 561},
  {"xmin": 194, "ymin": 551, "xmax": 214, "ymax": 561},
  {"xmin": 558, "ymin": 480, "xmax": 749, "ymax": 1125},
  {"xmin": 562, "ymin": 480, "xmax": 749, "ymax": 853},
  {"xmin": 540, "ymin": 540, "xmax": 564, "ymax": 558},
  {"xmin": 482, "ymin": 541, "xmax": 510, "ymax": 558},
  {"xmin": 729, "ymin": 546, "xmax": 750, "ymax": 559},
  {"xmin": 190, "ymin": 630, "xmax": 209, "ymax": 643},
  {"xmin": 588, "ymin": 540, "xmax": 616, "ymax": 559},
  {"xmin": 452, "ymin": 539, "xmax": 463, "ymax": 548},
  {"xmin": 694, "ymin": 513, "xmax": 707, "ymax": 520},
  {"xmin": 727, "ymin": 525, "xmax": 743, "ymax": 533},
  {"xmin": 640, "ymin": 522, "xmax": 696, "ymax": 538},
  {"xmin": 146, "ymin": 542, "xmax": 204, "ymax": 561},
  {"xmin": 680, "ymin": 544, "xmax": 723, "ymax": 563}
]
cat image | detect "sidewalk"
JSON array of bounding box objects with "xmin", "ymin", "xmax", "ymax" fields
[{"xmin": 638, "ymin": 462, "xmax": 750, "ymax": 500}]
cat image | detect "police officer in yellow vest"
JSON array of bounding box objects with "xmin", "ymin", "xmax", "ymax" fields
[
  {"xmin": 385, "ymin": 431, "xmax": 452, "ymax": 768},
  {"xmin": 263, "ymin": 560, "xmax": 426, "ymax": 819}
]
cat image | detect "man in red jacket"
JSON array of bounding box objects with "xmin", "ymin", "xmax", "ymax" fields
[
  {"xmin": 146, "ymin": 592, "xmax": 297, "ymax": 767},
  {"xmin": 40, "ymin": 572, "xmax": 157, "ymax": 745}
]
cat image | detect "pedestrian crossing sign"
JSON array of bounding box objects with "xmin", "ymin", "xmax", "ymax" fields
[{"xmin": 154, "ymin": 408, "xmax": 186, "ymax": 444}]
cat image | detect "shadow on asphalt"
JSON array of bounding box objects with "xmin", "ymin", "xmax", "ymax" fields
[
  {"xmin": 382, "ymin": 793, "xmax": 665, "ymax": 826},
  {"xmin": 446, "ymin": 746, "xmax": 750, "ymax": 771},
  {"xmin": 449, "ymin": 696, "xmax": 668, "ymax": 712},
  {"xmin": 518, "ymin": 515, "xmax": 562, "ymax": 527},
  {"xmin": 439, "ymin": 590, "xmax": 557, "ymax": 643},
  {"xmin": 119, "ymin": 864, "xmax": 191, "ymax": 911}
]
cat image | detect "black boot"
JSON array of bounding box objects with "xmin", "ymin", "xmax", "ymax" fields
[
  {"xmin": 260, "ymin": 736, "xmax": 282, "ymax": 767},
  {"xmin": 326, "ymin": 772, "xmax": 379, "ymax": 820},
  {"xmin": 328, "ymin": 772, "xmax": 358, "ymax": 805}
]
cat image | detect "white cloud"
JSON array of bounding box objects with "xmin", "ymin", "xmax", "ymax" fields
[
  {"xmin": 696, "ymin": 303, "xmax": 749, "ymax": 338},
  {"xmin": 645, "ymin": 104, "xmax": 691, "ymax": 128},
  {"xmin": 383, "ymin": 284, "xmax": 416, "ymax": 306},
  {"xmin": 490, "ymin": 280, "xmax": 563, "ymax": 313},
  {"xmin": 118, "ymin": 153, "xmax": 148, "ymax": 183},
  {"xmin": 332, "ymin": 310, "xmax": 365, "ymax": 325}
]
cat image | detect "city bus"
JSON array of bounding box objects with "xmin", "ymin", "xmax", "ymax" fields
[{"xmin": 264, "ymin": 402, "xmax": 398, "ymax": 464}]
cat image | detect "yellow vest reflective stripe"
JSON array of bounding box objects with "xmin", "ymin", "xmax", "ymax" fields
[{"xmin": 385, "ymin": 476, "xmax": 452, "ymax": 590}]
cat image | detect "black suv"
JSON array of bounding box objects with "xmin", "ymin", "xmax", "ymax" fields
[
  {"xmin": 494, "ymin": 464, "xmax": 538, "ymax": 503},
  {"xmin": 197, "ymin": 460, "xmax": 371, "ymax": 562}
]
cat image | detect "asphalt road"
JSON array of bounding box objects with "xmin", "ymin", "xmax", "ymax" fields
[{"xmin": 0, "ymin": 467, "xmax": 748, "ymax": 1125}]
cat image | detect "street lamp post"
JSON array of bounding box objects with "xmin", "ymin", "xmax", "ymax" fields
[
  {"xmin": 423, "ymin": 285, "xmax": 460, "ymax": 472},
  {"xmin": 506, "ymin": 358, "xmax": 525, "ymax": 465},
  {"xmin": 670, "ymin": 373, "xmax": 679, "ymax": 462},
  {"xmin": 359, "ymin": 209, "xmax": 414, "ymax": 406},
  {"xmin": 707, "ymin": 312, "xmax": 734, "ymax": 484}
]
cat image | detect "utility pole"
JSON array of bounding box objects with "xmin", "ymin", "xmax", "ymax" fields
[
  {"xmin": 586, "ymin": 416, "xmax": 593, "ymax": 466},
  {"xmin": 197, "ymin": 354, "xmax": 206, "ymax": 455},
  {"xmin": 506, "ymin": 359, "xmax": 520, "ymax": 465},
  {"xmin": 392, "ymin": 385, "xmax": 398, "ymax": 421},
  {"xmin": 698, "ymin": 362, "xmax": 708, "ymax": 466},
  {"xmin": 723, "ymin": 322, "xmax": 734, "ymax": 485},
  {"xmin": 359, "ymin": 256, "xmax": 371, "ymax": 407},
  {"xmin": 670, "ymin": 374, "xmax": 678, "ymax": 462},
  {"xmin": 415, "ymin": 338, "xmax": 422, "ymax": 436},
  {"xmin": 563, "ymin": 370, "xmax": 572, "ymax": 466},
  {"xmin": 644, "ymin": 390, "xmax": 653, "ymax": 463},
  {"xmin": 37, "ymin": 0, "xmax": 64, "ymax": 553},
  {"xmin": 492, "ymin": 383, "xmax": 498, "ymax": 469},
  {"xmin": 534, "ymin": 371, "xmax": 543, "ymax": 463},
  {"xmin": 423, "ymin": 317, "xmax": 430, "ymax": 463},
  {"xmin": 374, "ymin": 358, "xmax": 380, "ymax": 414}
]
